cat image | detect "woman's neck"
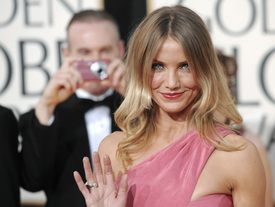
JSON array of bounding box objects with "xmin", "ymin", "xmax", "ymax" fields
[{"xmin": 153, "ymin": 111, "xmax": 194, "ymax": 144}]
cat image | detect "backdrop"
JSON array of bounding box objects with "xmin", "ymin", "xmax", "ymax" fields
[{"xmin": 0, "ymin": 0, "xmax": 274, "ymax": 204}]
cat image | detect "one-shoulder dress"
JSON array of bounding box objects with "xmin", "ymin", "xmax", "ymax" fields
[{"xmin": 115, "ymin": 126, "xmax": 234, "ymax": 207}]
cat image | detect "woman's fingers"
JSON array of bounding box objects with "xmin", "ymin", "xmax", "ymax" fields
[
  {"xmin": 103, "ymin": 154, "xmax": 115, "ymax": 185},
  {"xmin": 73, "ymin": 171, "xmax": 90, "ymax": 197},
  {"xmin": 120, "ymin": 174, "xmax": 128, "ymax": 190},
  {"xmin": 74, "ymin": 153, "xmax": 128, "ymax": 207},
  {"xmin": 83, "ymin": 157, "xmax": 96, "ymax": 188},
  {"xmin": 117, "ymin": 174, "xmax": 128, "ymax": 206},
  {"xmin": 93, "ymin": 152, "xmax": 104, "ymax": 185}
]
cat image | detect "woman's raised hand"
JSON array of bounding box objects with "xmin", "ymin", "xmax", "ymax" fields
[{"xmin": 74, "ymin": 152, "xmax": 128, "ymax": 207}]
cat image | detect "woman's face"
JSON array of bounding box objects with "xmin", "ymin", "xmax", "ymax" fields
[{"xmin": 151, "ymin": 36, "xmax": 200, "ymax": 115}]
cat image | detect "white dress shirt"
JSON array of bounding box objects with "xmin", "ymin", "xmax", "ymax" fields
[
  {"xmin": 75, "ymin": 89, "xmax": 114, "ymax": 158},
  {"xmin": 47, "ymin": 89, "xmax": 114, "ymax": 164}
]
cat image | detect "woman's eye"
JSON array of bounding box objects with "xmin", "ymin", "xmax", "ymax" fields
[
  {"xmin": 152, "ymin": 63, "xmax": 163, "ymax": 70},
  {"xmin": 180, "ymin": 63, "xmax": 189, "ymax": 70}
]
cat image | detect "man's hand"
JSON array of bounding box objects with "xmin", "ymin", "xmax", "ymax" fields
[
  {"xmin": 101, "ymin": 58, "xmax": 126, "ymax": 96},
  {"xmin": 35, "ymin": 57, "xmax": 83, "ymax": 125}
]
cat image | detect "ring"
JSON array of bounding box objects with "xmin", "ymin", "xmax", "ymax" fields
[{"xmin": 85, "ymin": 182, "xmax": 98, "ymax": 190}]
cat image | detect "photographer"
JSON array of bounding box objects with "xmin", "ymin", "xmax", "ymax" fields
[{"xmin": 19, "ymin": 10, "xmax": 125, "ymax": 207}]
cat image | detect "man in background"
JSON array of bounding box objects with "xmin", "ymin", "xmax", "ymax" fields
[{"xmin": 19, "ymin": 10, "xmax": 125, "ymax": 207}]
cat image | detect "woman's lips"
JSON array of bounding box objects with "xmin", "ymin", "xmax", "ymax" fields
[{"xmin": 161, "ymin": 92, "xmax": 183, "ymax": 100}]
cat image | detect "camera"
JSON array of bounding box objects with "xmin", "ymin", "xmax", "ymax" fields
[{"xmin": 75, "ymin": 60, "xmax": 108, "ymax": 81}]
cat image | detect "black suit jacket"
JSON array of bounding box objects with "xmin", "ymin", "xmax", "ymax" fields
[
  {"xmin": 19, "ymin": 92, "xmax": 123, "ymax": 207},
  {"xmin": 0, "ymin": 106, "xmax": 20, "ymax": 207}
]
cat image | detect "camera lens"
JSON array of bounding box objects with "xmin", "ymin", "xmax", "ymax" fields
[{"xmin": 90, "ymin": 61, "xmax": 108, "ymax": 80}]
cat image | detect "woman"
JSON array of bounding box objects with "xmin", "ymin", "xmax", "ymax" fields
[{"xmin": 74, "ymin": 5, "xmax": 265, "ymax": 207}]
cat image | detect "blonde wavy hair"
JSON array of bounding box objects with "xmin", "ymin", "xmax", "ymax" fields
[{"xmin": 115, "ymin": 5, "xmax": 243, "ymax": 170}]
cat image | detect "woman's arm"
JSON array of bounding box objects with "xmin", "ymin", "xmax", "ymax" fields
[
  {"xmin": 230, "ymin": 139, "xmax": 266, "ymax": 206},
  {"xmin": 243, "ymin": 129, "xmax": 273, "ymax": 207}
]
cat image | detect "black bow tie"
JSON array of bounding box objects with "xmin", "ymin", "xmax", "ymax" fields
[
  {"xmin": 78, "ymin": 97, "xmax": 111, "ymax": 113},
  {"xmin": 75, "ymin": 92, "xmax": 124, "ymax": 132}
]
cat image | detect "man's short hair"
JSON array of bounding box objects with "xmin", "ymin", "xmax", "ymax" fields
[{"xmin": 67, "ymin": 9, "xmax": 121, "ymax": 39}]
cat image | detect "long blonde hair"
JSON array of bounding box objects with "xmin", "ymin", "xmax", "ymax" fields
[{"xmin": 115, "ymin": 5, "xmax": 243, "ymax": 170}]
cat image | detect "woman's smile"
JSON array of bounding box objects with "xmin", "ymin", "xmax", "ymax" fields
[{"xmin": 161, "ymin": 92, "xmax": 184, "ymax": 100}]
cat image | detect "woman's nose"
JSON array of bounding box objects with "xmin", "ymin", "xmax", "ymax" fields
[{"xmin": 165, "ymin": 70, "xmax": 180, "ymax": 89}]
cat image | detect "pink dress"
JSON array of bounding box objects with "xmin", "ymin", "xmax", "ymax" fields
[{"xmin": 116, "ymin": 126, "xmax": 234, "ymax": 207}]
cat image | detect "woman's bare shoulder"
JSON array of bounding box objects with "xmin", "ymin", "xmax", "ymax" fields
[
  {"xmin": 98, "ymin": 131, "xmax": 125, "ymax": 154},
  {"xmin": 224, "ymin": 132, "xmax": 250, "ymax": 146},
  {"xmin": 101, "ymin": 131, "xmax": 125, "ymax": 145},
  {"xmin": 242, "ymin": 129, "xmax": 266, "ymax": 152},
  {"xmin": 223, "ymin": 133, "xmax": 262, "ymax": 164}
]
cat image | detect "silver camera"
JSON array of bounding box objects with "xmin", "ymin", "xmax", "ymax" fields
[{"xmin": 75, "ymin": 60, "xmax": 108, "ymax": 81}]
